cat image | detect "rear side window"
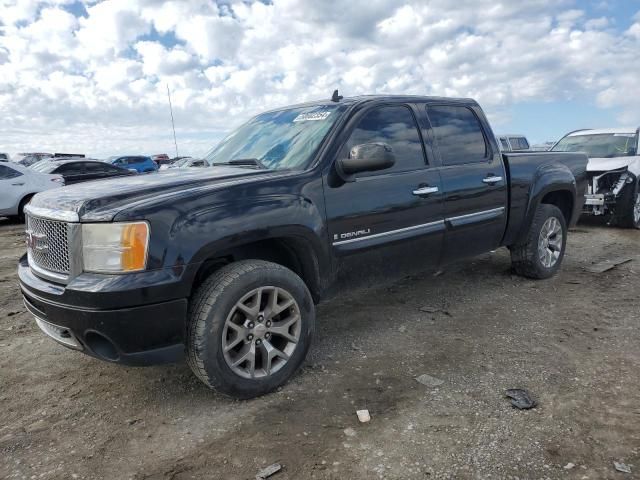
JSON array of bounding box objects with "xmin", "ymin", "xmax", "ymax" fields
[
  {"xmin": 85, "ymin": 162, "xmax": 112, "ymax": 173},
  {"xmin": 0, "ymin": 165, "xmax": 23, "ymax": 179},
  {"xmin": 341, "ymin": 105, "xmax": 426, "ymax": 174},
  {"xmin": 57, "ymin": 163, "xmax": 84, "ymax": 174},
  {"xmin": 500, "ymin": 138, "xmax": 510, "ymax": 150},
  {"xmin": 427, "ymin": 105, "xmax": 488, "ymax": 165}
]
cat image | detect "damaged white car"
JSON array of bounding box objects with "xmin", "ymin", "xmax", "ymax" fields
[{"xmin": 551, "ymin": 128, "xmax": 640, "ymax": 229}]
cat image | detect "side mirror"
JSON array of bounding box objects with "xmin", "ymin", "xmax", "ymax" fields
[{"xmin": 337, "ymin": 143, "xmax": 396, "ymax": 179}]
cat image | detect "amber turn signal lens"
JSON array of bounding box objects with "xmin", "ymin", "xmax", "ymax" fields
[{"xmin": 120, "ymin": 223, "xmax": 149, "ymax": 271}]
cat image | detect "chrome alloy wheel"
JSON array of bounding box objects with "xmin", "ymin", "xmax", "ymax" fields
[
  {"xmin": 222, "ymin": 286, "xmax": 301, "ymax": 379},
  {"xmin": 538, "ymin": 217, "xmax": 563, "ymax": 268}
]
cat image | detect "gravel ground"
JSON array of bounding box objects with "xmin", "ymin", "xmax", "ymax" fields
[{"xmin": 0, "ymin": 217, "xmax": 639, "ymax": 479}]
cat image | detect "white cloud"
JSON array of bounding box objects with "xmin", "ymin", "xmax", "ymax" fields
[{"xmin": 0, "ymin": 0, "xmax": 639, "ymax": 157}]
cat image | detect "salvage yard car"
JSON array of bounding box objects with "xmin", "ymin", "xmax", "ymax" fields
[
  {"xmin": 497, "ymin": 134, "xmax": 530, "ymax": 152},
  {"xmin": 0, "ymin": 162, "xmax": 64, "ymax": 221},
  {"xmin": 551, "ymin": 128, "xmax": 640, "ymax": 228},
  {"xmin": 31, "ymin": 159, "xmax": 135, "ymax": 185},
  {"xmin": 18, "ymin": 94, "xmax": 587, "ymax": 398}
]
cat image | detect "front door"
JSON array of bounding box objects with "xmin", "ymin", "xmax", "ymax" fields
[
  {"xmin": 324, "ymin": 104, "xmax": 445, "ymax": 292},
  {"xmin": 425, "ymin": 104, "xmax": 508, "ymax": 264}
]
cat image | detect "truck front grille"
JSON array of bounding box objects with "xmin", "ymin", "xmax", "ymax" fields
[{"xmin": 26, "ymin": 215, "xmax": 71, "ymax": 275}]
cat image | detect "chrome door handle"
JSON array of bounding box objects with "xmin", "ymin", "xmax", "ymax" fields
[
  {"xmin": 482, "ymin": 176, "xmax": 503, "ymax": 185},
  {"xmin": 11, "ymin": 182, "xmax": 25, "ymax": 186},
  {"xmin": 412, "ymin": 186, "xmax": 439, "ymax": 196}
]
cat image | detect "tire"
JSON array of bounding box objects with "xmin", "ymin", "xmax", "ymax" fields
[
  {"xmin": 186, "ymin": 260, "xmax": 315, "ymax": 399},
  {"xmin": 16, "ymin": 195, "xmax": 33, "ymax": 223},
  {"xmin": 510, "ymin": 204, "xmax": 567, "ymax": 279},
  {"xmin": 618, "ymin": 181, "xmax": 640, "ymax": 229}
]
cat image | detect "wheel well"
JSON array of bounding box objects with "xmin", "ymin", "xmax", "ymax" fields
[
  {"xmin": 541, "ymin": 190, "xmax": 573, "ymax": 224},
  {"xmin": 18, "ymin": 194, "xmax": 35, "ymax": 216},
  {"xmin": 20, "ymin": 193, "xmax": 34, "ymax": 206},
  {"xmin": 191, "ymin": 237, "xmax": 322, "ymax": 303}
]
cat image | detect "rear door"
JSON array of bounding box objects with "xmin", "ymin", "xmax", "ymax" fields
[
  {"xmin": 425, "ymin": 104, "xmax": 507, "ymax": 264},
  {"xmin": 324, "ymin": 103, "xmax": 445, "ymax": 289}
]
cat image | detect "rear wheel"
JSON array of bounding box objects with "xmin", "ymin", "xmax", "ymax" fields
[
  {"xmin": 186, "ymin": 260, "xmax": 315, "ymax": 399},
  {"xmin": 510, "ymin": 204, "xmax": 567, "ymax": 279},
  {"xmin": 618, "ymin": 182, "xmax": 640, "ymax": 229}
]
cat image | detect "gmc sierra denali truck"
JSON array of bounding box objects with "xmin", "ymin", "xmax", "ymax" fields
[{"xmin": 19, "ymin": 95, "xmax": 587, "ymax": 398}]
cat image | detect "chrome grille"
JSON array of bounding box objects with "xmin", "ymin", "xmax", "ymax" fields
[{"xmin": 26, "ymin": 215, "xmax": 70, "ymax": 274}]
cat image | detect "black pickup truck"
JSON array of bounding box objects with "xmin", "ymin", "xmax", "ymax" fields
[{"xmin": 19, "ymin": 95, "xmax": 587, "ymax": 398}]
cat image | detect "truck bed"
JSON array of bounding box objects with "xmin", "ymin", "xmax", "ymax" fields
[{"xmin": 501, "ymin": 151, "xmax": 588, "ymax": 246}]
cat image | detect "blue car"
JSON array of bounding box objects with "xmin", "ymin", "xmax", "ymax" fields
[{"xmin": 106, "ymin": 155, "xmax": 158, "ymax": 173}]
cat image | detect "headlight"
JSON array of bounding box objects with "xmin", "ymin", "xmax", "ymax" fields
[{"xmin": 82, "ymin": 222, "xmax": 149, "ymax": 273}]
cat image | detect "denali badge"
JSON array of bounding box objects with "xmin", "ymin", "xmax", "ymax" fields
[
  {"xmin": 334, "ymin": 228, "xmax": 371, "ymax": 241},
  {"xmin": 25, "ymin": 230, "xmax": 49, "ymax": 253}
]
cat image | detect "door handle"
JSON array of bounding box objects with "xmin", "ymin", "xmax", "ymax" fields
[
  {"xmin": 482, "ymin": 176, "xmax": 503, "ymax": 185},
  {"xmin": 11, "ymin": 182, "xmax": 25, "ymax": 186},
  {"xmin": 412, "ymin": 186, "xmax": 439, "ymax": 196}
]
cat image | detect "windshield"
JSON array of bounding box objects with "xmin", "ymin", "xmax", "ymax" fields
[
  {"xmin": 552, "ymin": 133, "xmax": 638, "ymax": 158},
  {"xmin": 31, "ymin": 161, "xmax": 57, "ymax": 173},
  {"xmin": 206, "ymin": 104, "xmax": 346, "ymax": 170}
]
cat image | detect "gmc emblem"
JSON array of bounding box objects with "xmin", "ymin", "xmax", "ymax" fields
[{"xmin": 25, "ymin": 230, "xmax": 49, "ymax": 253}]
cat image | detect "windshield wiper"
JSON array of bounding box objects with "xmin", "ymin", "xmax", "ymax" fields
[{"xmin": 212, "ymin": 158, "xmax": 268, "ymax": 170}]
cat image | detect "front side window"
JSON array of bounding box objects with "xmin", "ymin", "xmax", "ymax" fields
[
  {"xmin": 206, "ymin": 104, "xmax": 347, "ymax": 171},
  {"xmin": 341, "ymin": 105, "xmax": 426, "ymax": 174},
  {"xmin": 0, "ymin": 165, "xmax": 23, "ymax": 179},
  {"xmin": 427, "ymin": 105, "xmax": 488, "ymax": 166},
  {"xmin": 552, "ymin": 133, "xmax": 638, "ymax": 158}
]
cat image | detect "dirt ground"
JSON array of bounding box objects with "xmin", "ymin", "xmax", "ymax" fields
[{"xmin": 1, "ymin": 218, "xmax": 639, "ymax": 480}]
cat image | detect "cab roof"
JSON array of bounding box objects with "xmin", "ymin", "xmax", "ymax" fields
[{"xmin": 263, "ymin": 94, "xmax": 479, "ymax": 114}]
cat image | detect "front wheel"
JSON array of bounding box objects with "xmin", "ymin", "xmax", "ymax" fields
[
  {"xmin": 510, "ymin": 204, "xmax": 567, "ymax": 279},
  {"xmin": 618, "ymin": 182, "xmax": 640, "ymax": 229},
  {"xmin": 186, "ymin": 260, "xmax": 315, "ymax": 399}
]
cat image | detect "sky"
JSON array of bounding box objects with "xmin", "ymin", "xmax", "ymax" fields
[{"xmin": 1, "ymin": 0, "xmax": 640, "ymax": 158}]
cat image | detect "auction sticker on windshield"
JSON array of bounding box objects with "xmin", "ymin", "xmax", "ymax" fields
[{"xmin": 293, "ymin": 111, "xmax": 332, "ymax": 122}]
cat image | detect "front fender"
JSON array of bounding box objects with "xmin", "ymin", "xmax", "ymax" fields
[
  {"xmin": 627, "ymin": 158, "xmax": 640, "ymax": 177},
  {"xmin": 164, "ymin": 192, "xmax": 331, "ymax": 297}
]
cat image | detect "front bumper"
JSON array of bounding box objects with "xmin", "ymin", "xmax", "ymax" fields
[{"xmin": 19, "ymin": 255, "xmax": 188, "ymax": 366}]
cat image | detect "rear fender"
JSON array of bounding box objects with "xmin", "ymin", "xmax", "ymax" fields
[{"xmin": 516, "ymin": 163, "xmax": 577, "ymax": 244}]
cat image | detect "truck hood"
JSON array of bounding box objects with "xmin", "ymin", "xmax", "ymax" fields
[
  {"xmin": 587, "ymin": 156, "xmax": 640, "ymax": 172},
  {"xmin": 29, "ymin": 167, "xmax": 291, "ymax": 221}
]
